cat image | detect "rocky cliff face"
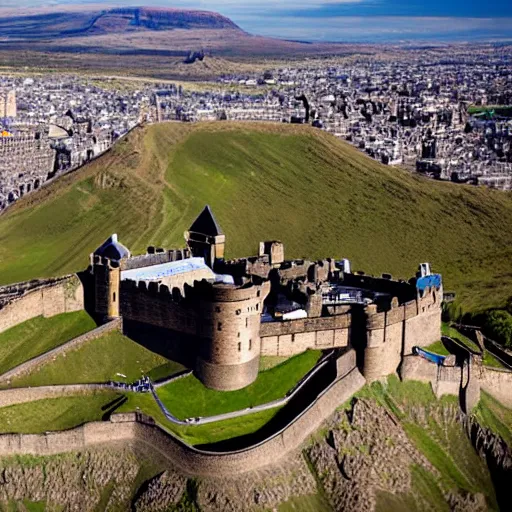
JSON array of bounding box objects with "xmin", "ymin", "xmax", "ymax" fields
[{"xmin": 0, "ymin": 396, "xmax": 509, "ymax": 511}]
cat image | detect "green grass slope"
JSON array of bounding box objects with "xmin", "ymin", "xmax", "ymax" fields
[
  {"xmin": 157, "ymin": 349, "xmax": 321, "ymax": 419},
  {"xmin": 6, "ymin": 331, "xmax": 181, "ymax": 388},
  {"xmin": 0, "ymin": 392, "xmax": 119, "ymax": 434},
  {"xmin": 0, "ymin": 311, "xmax": 96, "ymax": 375},
  {"xmin": 1, "ymin": 122, "xmax": 512, "ymax": 313}
]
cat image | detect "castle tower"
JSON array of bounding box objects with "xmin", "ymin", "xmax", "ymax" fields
[
  {"xmin": 91, "ymin": 234, "xmax": 130, "ymax": 320},
  {"xmin": 259, "ymin": 241, "xmax": 284, "ymax": 266},
  {"xmin": 196, "ymin": 280, "xmax": 270, "ymax": 391},
  {"xmin": 185, "ymin": 205, "xmax": 225, "ymax": 268}
]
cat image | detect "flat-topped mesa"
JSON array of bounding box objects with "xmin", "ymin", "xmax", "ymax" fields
[{"xmin": 88, "ymin": 206, "xmax": 443, "ymax": 390}]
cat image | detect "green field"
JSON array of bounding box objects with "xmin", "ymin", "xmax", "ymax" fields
[
  {"xmin": 0, "ymin": 311, "xmax": 96, "ymax": 376},
  {"xmin": 0, "ymin": 388, "xmax": 280, "ymax": 445},
  {"xmin": 0, "ymin": 392, "xmax": 119, "ymax": 434},
  {"xmin": 0, "ymin": 122, "xmax": 512, "ymax": 314},
  {"xmin": 156, "ymin": 349, "xmax": 321, "ymax": 419},
  {"xmin": 6, "ymin": 331, "xmax": 181, "ymax": 388},
  {"xmin": 117, "ymin": 391, "xmax": 281, "ymax": 445}
]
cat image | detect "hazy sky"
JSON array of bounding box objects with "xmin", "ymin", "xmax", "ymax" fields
[{"xmin": 4, "ymin": 1, "xmax": 512, "ymax": 42}]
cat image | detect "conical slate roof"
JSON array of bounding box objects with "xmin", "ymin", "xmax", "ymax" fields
[
  {"xmin": 189, "ymin": 205, "xmax": 223, "ymax": 236},
  {"xmin": 94, "ymin": 233, "xmax": 131, "ymax": 261}
]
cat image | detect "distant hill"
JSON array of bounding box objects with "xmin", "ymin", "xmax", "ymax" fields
[
  {"xmin": 0, "ymin": 4, "xmax": 355, "ymax": 63},
  {"xmin": 0, "ymin": 6, "xmax": 241, "ymax": 40},
  {"xmin": 1, "ymin": 122, "xmax": 512, "ymax": 315}
]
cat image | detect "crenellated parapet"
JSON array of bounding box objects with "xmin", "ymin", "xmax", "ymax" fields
[{"xmin": 362, "ymin": 278, "xmax": 443, "ymax": 381}]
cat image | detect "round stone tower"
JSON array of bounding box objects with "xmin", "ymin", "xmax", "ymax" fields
[{"xmin": 196, "ymin": 280, "xmax": 270, "ymax": 391}]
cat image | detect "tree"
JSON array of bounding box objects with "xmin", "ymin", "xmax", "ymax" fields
[{"xmin": 484, "ymin": 310, "xmax": 512, "ymax": 349}]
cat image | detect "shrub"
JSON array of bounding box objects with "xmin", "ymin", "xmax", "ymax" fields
[{"xmin": 483, "ymin": 310, "xmax": 512, "ymax": 349}]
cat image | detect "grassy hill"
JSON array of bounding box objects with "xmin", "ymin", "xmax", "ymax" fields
[
  {"xmin": 1, "ymin": 122, "xmax": 512, "ymax": 314},
  {"xmin": 0, "ymin": 311, "xmax": 96, "ymax": 375}
]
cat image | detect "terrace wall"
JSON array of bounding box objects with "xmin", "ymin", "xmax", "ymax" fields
[
  {"xmin": 0, "ymin": 275, "xmax": 84, "ymax": 334},
  {"xmin": 0, "ymin": 354, "xmax": 365, "ymax": 475}
]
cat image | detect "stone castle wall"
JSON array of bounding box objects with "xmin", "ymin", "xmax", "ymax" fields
[
  {"xmin": 0, "ymin": 384, "xmax": 109, "ymax": 408},
  {"xmin": 0, "ymin": 353, "xmax": 365, "ymax": 475},
  {"xmin": 0, "ymin": 275, "xmax": 84, "ymax": 334},
  {"xmin": 477, "ymin": 366, "xmax": 512, "ymax": 408},
  {"xmin": 260, "ymin": 313, "xmax": 350, "ymax": 356},
  {"xmin": 120, "ymin": 280, "xmax": 198, "ymax": 335},
  {"xmin": 363, "ymin": 288, "xmax": 441, "ymax": 381}
]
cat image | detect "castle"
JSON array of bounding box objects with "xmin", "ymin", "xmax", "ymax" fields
[{"xmin": 90, "ymin": 205, "xmax": 443, "ymax": 391}]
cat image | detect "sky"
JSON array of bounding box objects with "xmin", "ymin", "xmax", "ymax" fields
[{"xmin": 3, "ymin": 1, "xmax": 512, "ymax": 42}]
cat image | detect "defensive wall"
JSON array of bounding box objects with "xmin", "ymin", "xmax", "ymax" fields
[
  {"xmin": 476, "ymin": 366, "xmax": 512, "ymax": 408},
  {"xmin": 400, "ymin": 343, "xmax": 512, "ymax": 411},
  {"xmin": 0, "ymin": 275, "xmax": 84, "ymax": 334},
  {"xmin": 0, "ymin": 350, "xmax": 365, "ymax": 475},
  {"xmin": 118, "ymin": 277, "xmax": 271, "ymax": 391},
  {"xmin": 260, "ymin": 312, "xmax": 351, "ymax": 356},
  {"xmin": 0, "ymin": 384, "xmax": 110, "ymax": 408},
  {"xmin": 0, "ymin": 319, "xmax": 121, "ymax": 384},
  {"xmin": 362, "ymin": 285, "xmax": 441, "ymax": 381}
]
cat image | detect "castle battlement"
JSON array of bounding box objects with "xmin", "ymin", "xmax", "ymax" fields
[{"xmin": 87, "ymin": 206, "xmax": 443, "ymax": 390}]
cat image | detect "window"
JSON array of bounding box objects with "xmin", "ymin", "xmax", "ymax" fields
[
  {"xmin": 238, "ymin": 342, "xmax": 241, "ymax": 352},
  {"xmin": 236, "ymin": 309, "xmax": 241, "ymax": 315},
  {"xmin": 257, "ymin": 291, "xmax": 261, "ymax": 297},
  {"xmin": 112, "ymin": 292, "xmax": 116, "ymax": 303},
  {"xmin": 215, "ymin": 306, "xmax": 221, "ymax": 313},
  {"xmin": 256, "ymin": 304, "xmax": 259, "ymax": 312},
  {"xmin": 217, "ymin": 322, "xmax": 223, "ymax": 331},
  {"xmin": 245, "ymin": 318, "xmax": 249, "ymax": 327},
  {"xmin": 249, "ymin": 339, "xmax": 252, "ymax": 351}
]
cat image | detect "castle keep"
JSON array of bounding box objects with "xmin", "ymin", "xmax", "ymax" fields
[{"xmin": 90, "ymin": 206, "xmax": 443, "ymax": 391}]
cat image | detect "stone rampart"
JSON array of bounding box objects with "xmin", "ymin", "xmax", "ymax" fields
[
  {"xmin": 0, "ymin": 319, "xmax": 121, "ymax": 384},
  {"xmin": 120, "ymin": 281, "xmax": 198, "ymax": 335},
  {"xmin": 477, "ymin": 366, "xmax": 512, "ymax": 408},
  {"xmin": 0, "ymin": 384, "xmax": 110, "ymax": 408},
  {"xmin": 260, "ymin": 314, "xmax": 350, "ymax": 356},
  {"xmin": 363, "ymin": 287, "xmax": 441, "ymax": 381},
  {"xmin": 0, "ymin": 275, "xmax": 84, "ymax": 334},
  {"xmin": 0, "ymin": 367, "xmax": 366, "ymax": 475}
]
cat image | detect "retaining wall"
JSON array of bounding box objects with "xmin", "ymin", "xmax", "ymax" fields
[
  {"xmin": 0, "ymin": 384, "xmax": 110, "ymax": 408},
  {"xmin": 0, "ymin": 275, "xmax": 84, "ymax": 334},
  {"xmin": 0, "ymin": 319, "xmax": 121, "ymax": 384},
  {"xmin": 0, "ymin": 367, "xmax": 366, "ymax": 475},
  {"xmin": 477, "ymin": 366, "xmax": 512, "ymax": 408}
]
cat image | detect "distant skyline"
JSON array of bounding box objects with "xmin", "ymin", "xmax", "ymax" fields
[{"xmin": 2, "ymin": 1, "xmax": 512, "ymax": 42}]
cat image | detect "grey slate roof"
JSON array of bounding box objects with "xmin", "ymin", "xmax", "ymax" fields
[
  {"xmin": 94, "ymin": 233, "xmax": 131, "ymax": 261},
  {"xmin": 189, "ymin": 205, "xmax": 223, "ymax": 236}
]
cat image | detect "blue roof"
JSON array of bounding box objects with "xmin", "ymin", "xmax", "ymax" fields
[
  {"xmin": 416, "ymin": 274, "xmax": 442, "ymax": 292},
  {"xmin": 121, "ymin": 257, "xmax": 213, "ymax": 282}
]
